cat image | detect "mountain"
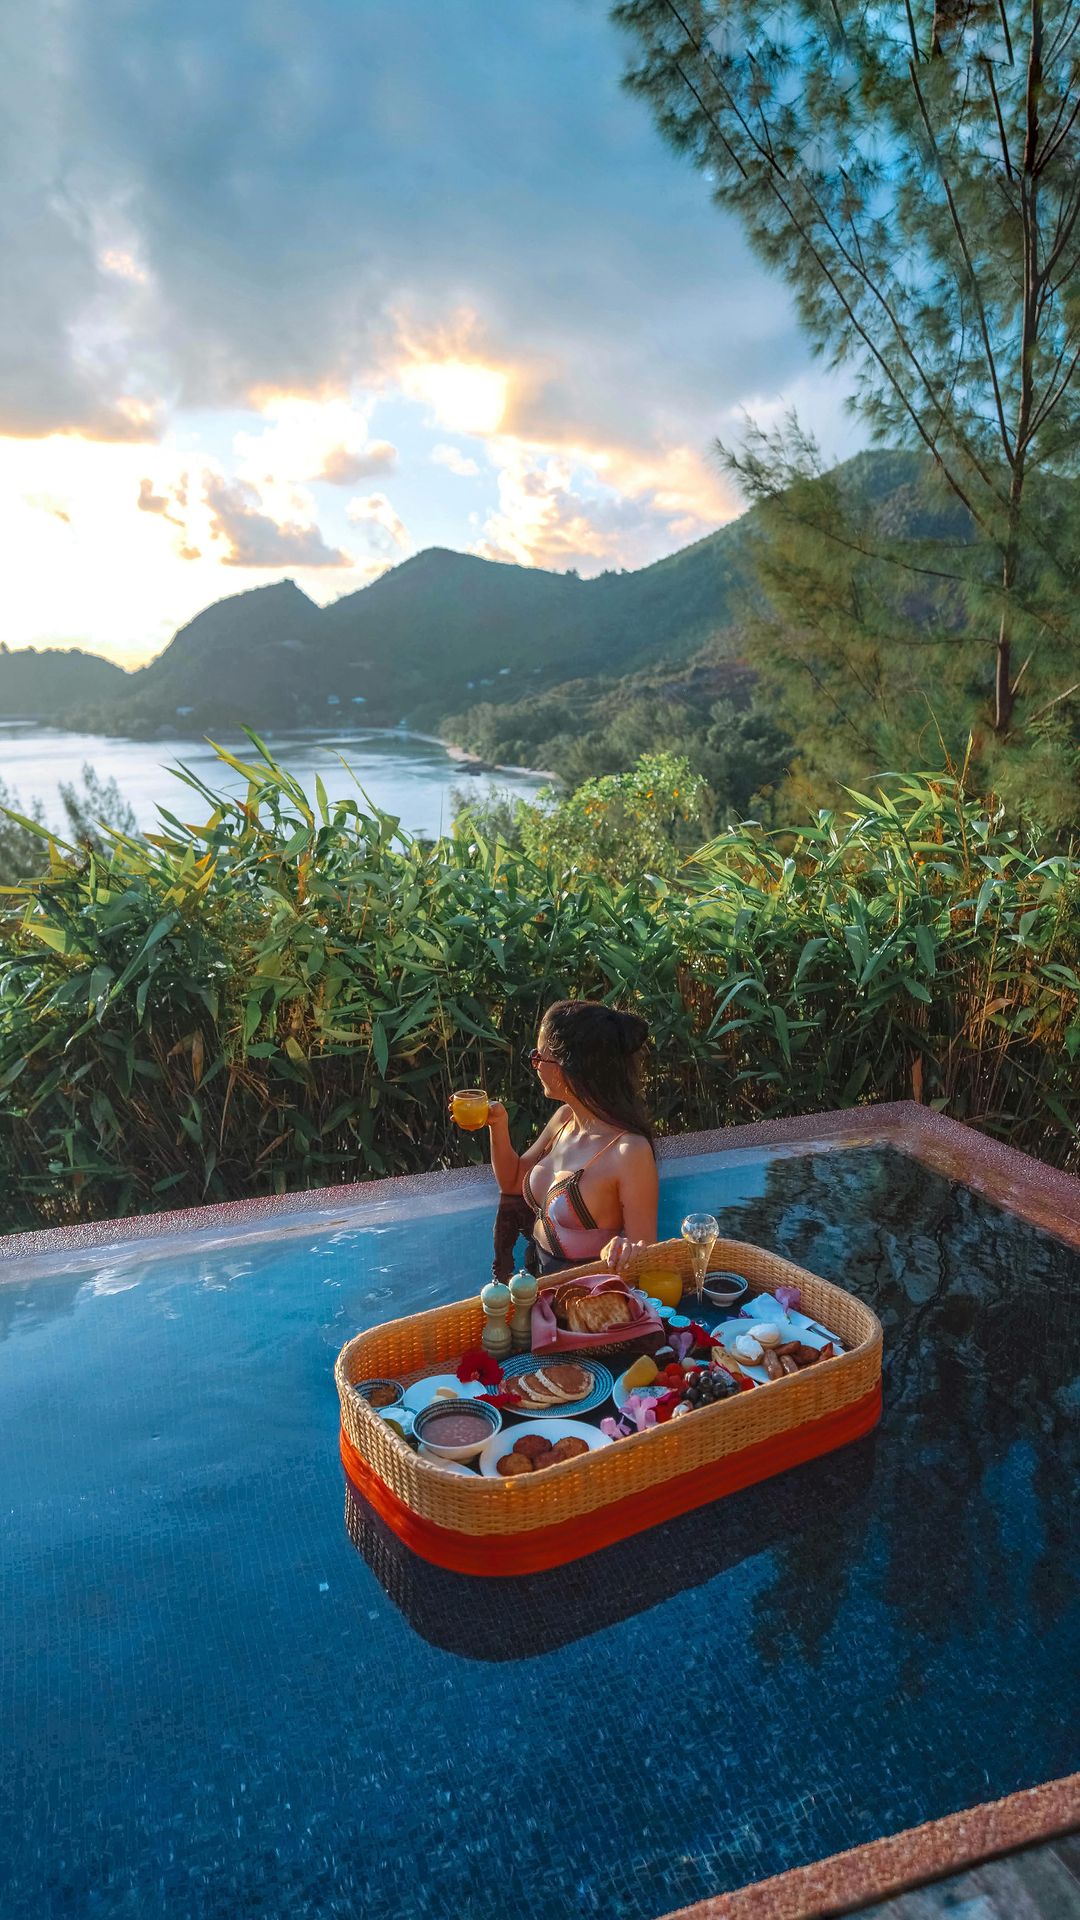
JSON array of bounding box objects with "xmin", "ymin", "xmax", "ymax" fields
[
  {"xmin": 0, "ymin": 644, "xmax": 128, "ymax": 718},
  {"xmin": 0, "ymin": 450, "xmax": 932, "ymax": 743},
  {"xmin": 8, "ymin": 510, "xmax": 757, "ymax": 740}
]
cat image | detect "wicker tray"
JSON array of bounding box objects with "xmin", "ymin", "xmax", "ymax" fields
[{"xmin": 335, "ymin": 1238, "xmax": 883, "ymax": 1575}]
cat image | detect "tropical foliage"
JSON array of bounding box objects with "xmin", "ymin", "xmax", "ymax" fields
[
  {"xmin": 458, "ymin": 753, "xmax": 710, "ymax": 881},
  {"xmin": 1, "ymin": 740, "xmax": 1078, "ymax": 1232}
]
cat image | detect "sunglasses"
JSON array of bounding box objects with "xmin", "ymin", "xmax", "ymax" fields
[{"xmin": 527, "ymin": 1047, "xmax": 558, "ymax": 1069}]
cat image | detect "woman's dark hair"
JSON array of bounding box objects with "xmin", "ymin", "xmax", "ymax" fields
[{"xmin": 538, "ymin": 999, "xmax": 653, "ymax": 1145}]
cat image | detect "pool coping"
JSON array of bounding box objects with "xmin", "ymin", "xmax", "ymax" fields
[
  {"xmin": 2, "ymin": 1099, "xmax": 1079, "ymax": 1262},
  {"xmin": 656, "ymin": 1772, "xmax": 1080, "ymax": 1919}
]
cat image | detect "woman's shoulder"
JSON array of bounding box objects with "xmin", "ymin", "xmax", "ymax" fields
[{"xmin": 614, "ymin": 1131, "xmax": 655, "ymax": 1167}]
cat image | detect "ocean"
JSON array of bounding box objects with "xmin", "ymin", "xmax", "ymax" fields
[{"xmin": 0, "ymin": 722, "xmax": 550, "ymax": 841}]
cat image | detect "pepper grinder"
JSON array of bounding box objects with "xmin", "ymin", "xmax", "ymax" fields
[
  {"xmin": 508, "ymin": 1268, "xmax": 538, "ymax": 1353},
  {"xmin": 480, "ymin": 1280, "xmax": 513, "ymax": 1360}
]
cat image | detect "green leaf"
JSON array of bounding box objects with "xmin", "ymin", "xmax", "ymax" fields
[
  {"xmin": 902, "ymin": 977, "xmax": 934, "ymax": 1004},
  {"xmin": 974, "ymin": 875, "xmax": 997, "ymax": 929},
  {"xmin": 371, "ymin": 1019, "xmax": 389, "ymax": 1076}
]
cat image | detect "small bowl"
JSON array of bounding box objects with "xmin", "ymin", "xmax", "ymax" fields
[
  {"xmin": 702, "ymin": 1270, "xmax": 749, "ymax": 1308},
  {"xmin": 353, "ymin": 1377, "xmax": 404, "ymax": 1411},
  {"xmin": 413, "ymin": 1399, "xmax": 502, "ymax": 1462}
]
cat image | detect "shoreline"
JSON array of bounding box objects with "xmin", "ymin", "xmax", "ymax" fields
[
  {"xmin": 437, "ymin": 736, "xmax": 561, "ymax": 785},
  {"xmin": 0, "ymin": 715, "xmax": 561, "ymax": 787}
]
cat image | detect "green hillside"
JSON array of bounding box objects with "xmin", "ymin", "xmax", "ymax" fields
[
  {"xmin": 21, "ymin": 503, "xmax": 759, "ymax": 740},
  {"xmin": 0, "ymin": 643, "xmax": 128, "ymax": 717},
  {"xmin": 3, "ymin": 449, "xmax": 939, "ymax": 752}
]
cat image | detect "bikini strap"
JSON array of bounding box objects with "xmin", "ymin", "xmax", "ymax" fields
[{"xmin": 577, "ymin": 1130, "xmax": 625, "ymax": 1174}]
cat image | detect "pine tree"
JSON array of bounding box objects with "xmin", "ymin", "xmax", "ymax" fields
[{"xmin": 612, "ymin": 0, "xmax": 1080, "ymax": 754}]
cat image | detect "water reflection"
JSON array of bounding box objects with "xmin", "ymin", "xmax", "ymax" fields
[
  {"xmin": 344, "ymin": 1437, "xmax": 878, "ymax": 1661},
  {"xmin": 709, "ymin": 1147, "xmax": 1080, "ymax": 1659}
]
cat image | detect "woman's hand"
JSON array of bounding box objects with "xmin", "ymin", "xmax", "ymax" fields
[
  {"xmin": 445, "ymin": 1098, "xmax": 507, "ymax": 1127},
  {"xmin": 602, "ymin": 1235, "xmax": 646, "ymax": 1277}
]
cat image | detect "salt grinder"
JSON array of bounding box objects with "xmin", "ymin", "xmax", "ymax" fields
[
  {"xmin": 480, "ymin": 1280, "xmax": 513, "ymax": 1360},
  {"xmin": 508, "ymin": 1268, "xmax": 538, "ymax": 1353}
]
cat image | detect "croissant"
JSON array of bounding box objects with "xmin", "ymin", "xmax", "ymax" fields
[{"xmin": 565, "ymin": 1291, "xmax": 634, "ymax": 1333}]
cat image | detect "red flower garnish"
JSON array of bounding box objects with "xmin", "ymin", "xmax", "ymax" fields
[
  {"xmin": 654, "ymin": 1388, "xmax": 683, "ymax": 1424},
  {"xmin": 688, "ymin": 1322, "xmax": 714, "ymax": 1352},
  {"xmin": 478, "ymin": 1390, "xmax": 523, "ymax": 1408},
  {"xmin": 456, "ymin": 1348, "xmax": 504, "ymax": 1387}
]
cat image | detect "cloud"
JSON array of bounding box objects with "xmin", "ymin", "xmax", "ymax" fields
[
  {"xmin": 25, "ymin": 493, "xmax": 72, "ymax": 525},
  {"xmin": 136, "ymin": 475, "xmax": 187, "ymax": 528},
  {"xmin": 0, "ymin": 0, "xmax": 846, "ymax": 465},
  {"xmin": 432, "ymin": 443, "xmax": 480, "ymax": 478},
  {"xmin": 318, "ymin": 438, "xmax": 397, "ymax": 484},
  {"xmin": 205, "ymin": 475, "xmax": 351, "ymax": 567},
  {"xmin": 470, "ymin": 439, "xmax": 732, "ymax": 575},
  {"xmin": 346, "ymin": 491, "xmax": 410, "ymax": 554}
]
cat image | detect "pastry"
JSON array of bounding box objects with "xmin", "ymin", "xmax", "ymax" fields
[
  {"xmin": 747, "ymin": 1322, "xmax": 782, "ymax": 1348},
  {"xmin": 545, "ymin": 1436, "xmax": 589, "ymax": 1465},
  {"xmin": 513, "ymin": 1434, "xmax": 554, "ymax": 1462},
  {"xmin": 733, "ymin": 1334, "xmax": 764, "ymax": 1364},
  {"xmin": 497, "ymin": 1452, "xmax": 534, "ymax": 1475}
]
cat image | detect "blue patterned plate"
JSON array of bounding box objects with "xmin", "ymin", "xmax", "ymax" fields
[{"xmin": 500, "ymin": 1354, "xmax": 614, "ymax": 1419}]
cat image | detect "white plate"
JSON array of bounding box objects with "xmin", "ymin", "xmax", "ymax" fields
[
  {"xmin": 611, "ymin": 1363, "xmax": 702, "ymax": 1412},
  {"xmin": 714, "ymin": 1297, "xmax": 840, "ymax": 1385},
  {"xmin": 478, "ymin": 1418, "xmax": 612, "ymax": 1478},
  {"xmin": 418, "ymin": 1446, "xmax": 476, "ymax": 1476},
  {"xmin": 401, "ymin": 1374, "xmax": 494, "ymax": 1415}
]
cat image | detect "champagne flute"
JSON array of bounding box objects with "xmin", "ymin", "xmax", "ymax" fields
[{"xmin": 681, "ymin": 1212, "xmax": 719, "ymax": 1304}]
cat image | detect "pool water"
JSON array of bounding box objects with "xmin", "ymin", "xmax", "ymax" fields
[{"xmin": 1, "ymin": 1146, "xmax": 1078, "ymax": 1919}]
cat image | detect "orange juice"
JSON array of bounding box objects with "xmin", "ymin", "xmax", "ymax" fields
[
  {"xmin": 638, "ymin": 1268, "xmax": 684, "ymax": 1308},
  {"xmin": 451, "ymin": 1088, "xmax": 489, "ymax": 1130}
]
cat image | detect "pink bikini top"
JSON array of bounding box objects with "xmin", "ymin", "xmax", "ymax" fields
[{"xmin": 522, "ymin": 1122, "xmax": 624, "ymax": 1262}]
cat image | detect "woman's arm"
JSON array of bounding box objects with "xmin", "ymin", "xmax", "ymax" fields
[
  {"xmin": 601, "ymin": 1136, "xmax": 659, "ymax": 1274},
  {"xmin": 485, "ymin": 1102, "xmax": 568, "ymax": 1195}
]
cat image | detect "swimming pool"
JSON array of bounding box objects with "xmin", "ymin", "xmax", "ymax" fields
[{"xmin": 2, "ymin": 1136, "xmax": 1077, "ymax": 1918}]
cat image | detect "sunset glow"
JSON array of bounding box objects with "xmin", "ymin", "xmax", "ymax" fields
[{"xmin": 399, "ymin": 360, "xmax": 509, "ymax": 436}]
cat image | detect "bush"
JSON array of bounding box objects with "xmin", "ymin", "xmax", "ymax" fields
[{"xmin": 1, "ymin": 739, "xmax": 1077, "ymax": 1232}]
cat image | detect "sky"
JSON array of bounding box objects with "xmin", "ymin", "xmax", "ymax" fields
[{"xmin": 1, "ymin": 0, "xmax": 862, "ymax": 668}]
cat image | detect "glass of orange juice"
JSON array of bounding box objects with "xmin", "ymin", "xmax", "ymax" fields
[{"xmin": 451, "ymin": 1088, "xmax": 489, "ymax": 1130}]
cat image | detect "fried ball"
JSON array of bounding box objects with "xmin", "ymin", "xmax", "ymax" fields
[
  {"xmin": 513, "ymin": 1434, "xmax": 554, "ymax": 1462},
  {"xmin": 546, "ymin": 1436, "xmax": 589, "ymax": 1465},
  {"xmin": 496, "ymin": 1451, "xmax": 534, "ymax": 1476}
]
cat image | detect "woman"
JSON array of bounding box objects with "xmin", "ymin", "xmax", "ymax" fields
[{"xmin": 483, "ymin": 999, "xmax": 658, "ymax": 1275}]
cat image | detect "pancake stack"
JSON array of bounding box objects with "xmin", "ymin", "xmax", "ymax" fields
[{"xmin": 511, "ymin": 1363, "xmax": 594, "ymax": 1410}]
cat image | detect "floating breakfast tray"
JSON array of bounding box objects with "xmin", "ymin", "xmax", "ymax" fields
[{"xmin": 335, "ymin": 1238, "xmax": 883, "ymax": 1576}]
